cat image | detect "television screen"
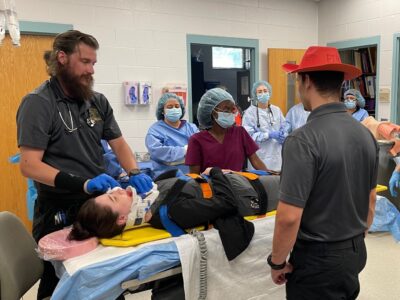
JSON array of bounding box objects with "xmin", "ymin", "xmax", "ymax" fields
[{"xmin": 212, "ymin": 46, "xmax": 243, "ymax": 69}]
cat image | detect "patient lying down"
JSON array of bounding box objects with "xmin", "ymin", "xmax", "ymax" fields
[{"xmin": 69, "ymin": 167, "xmax": 275, "ymax": 260}]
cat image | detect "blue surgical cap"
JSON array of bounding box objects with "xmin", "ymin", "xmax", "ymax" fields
[
  {"xmin": 156, "ymin": 93, "xmax": 185, "ymax": 120},
  {"xmin": 251, "ymin": 80, "xmax": 273, "ymax": 99},
  {"xmin": 344, "ymin": 89, "xmax": 365, "ymax": 108},
  {"xmin": 197, "ymin": 88, "xmax": 235, "ymax": 129}
]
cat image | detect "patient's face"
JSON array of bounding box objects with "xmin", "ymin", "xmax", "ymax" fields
[{"xmin": 95, "ymin": 187, "xmax": 134, "ymax": 218}]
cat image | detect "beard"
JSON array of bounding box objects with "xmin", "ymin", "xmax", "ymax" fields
[{"xmin": 58, "ymin": 63, "xmax": 94, "ymax": 101}]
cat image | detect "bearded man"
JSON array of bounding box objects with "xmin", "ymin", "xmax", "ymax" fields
[{"xmin": 16, "ymin": 30, "xmax": 153, "ymax": 299}]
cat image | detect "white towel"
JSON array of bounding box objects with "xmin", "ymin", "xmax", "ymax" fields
[{"xmin": 175, "ymin": 216, "xmax": 285, "ymax": 300}]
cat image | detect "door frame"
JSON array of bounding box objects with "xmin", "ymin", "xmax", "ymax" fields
[
  {"xmin": 186, "ymin": 34, "xmax": 259, "ymax": 122},
  {"xmin": 327, "ymin": 36, "xmax": 381, "ymax": 119},
  {"xmin": 391, "ymin": 33, "xmax": 400, "ymax": 123},
  {"xmin": 5, "ymin": 20, "xmax": 72, "ymax": 36}
]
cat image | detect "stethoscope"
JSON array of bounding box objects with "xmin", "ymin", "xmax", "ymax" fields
[
  {"xmin": 56, "ymin": 102, "xmax": 78, "ymax": 133},
  {"xmin": 248, "ymin": 97, "xmax": 275, "ymax": 128},
  {"xmin": 56, "ymin": 101, "xmax": 97, "ymax": 133}
]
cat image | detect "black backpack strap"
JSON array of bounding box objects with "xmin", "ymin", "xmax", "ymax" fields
[
  {"xmin": 148, "ymin": 178, "xmax": 190, "ymax": 229},
  {"xmin": 247, "ymin": 178, "xmax": 268, "ymax": 215}
]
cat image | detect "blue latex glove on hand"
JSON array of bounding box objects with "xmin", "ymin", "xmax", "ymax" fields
[
  {"xmin": 269, "ymin": 131, "xmax": 280, "ymax": 141},
  {"xmin": 389, "ymin": 171, "xmax": 400, "ymax": 197},
  {"xmin": 86, "ymin": 173, "xmax": 121, "ymax": 193},
  {"xmin": 129, "ymin": 173, "xmax": 153, "ymax": 194},
  {"xmin": 277, "ymin": 131, "xmax": 286, "ymax": 144}
]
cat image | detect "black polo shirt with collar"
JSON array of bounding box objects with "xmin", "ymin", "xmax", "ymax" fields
[
  {"xmin": 279, "ymin": 102, "xmax": 379, "ymax": 242},
  {"xmin": 17, "ymin": 77, "xmax": 122, "ymax": 199}
]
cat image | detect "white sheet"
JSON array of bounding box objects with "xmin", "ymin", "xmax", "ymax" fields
[
  {"xmin": 62, "ymin": 236, "xmax": 176, "ymax": 275},
  {"xmin": 175, "ymin": 216, "xmax": 285, "ymax": 300}
]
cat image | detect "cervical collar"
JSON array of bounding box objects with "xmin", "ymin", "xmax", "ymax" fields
[{"xmin": 125, "ymin": 184, "xmax": 159, "ymax": 228}]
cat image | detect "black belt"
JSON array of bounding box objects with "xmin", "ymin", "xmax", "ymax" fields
[{"xmin": 295, "ymin": 233, "xmax": 365, "ymax": 252}]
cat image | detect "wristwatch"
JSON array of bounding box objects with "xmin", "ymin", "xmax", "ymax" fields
[
  {"xmin": 267, "ymin": 254, "xmax": 286, "ymax": 270},
  {"xmin": 128, "ymin": 168, "xmax": 141, "ymax": 176}
]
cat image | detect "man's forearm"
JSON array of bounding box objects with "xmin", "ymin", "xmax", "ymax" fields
[
  {"xmin": 367, "ymin": 189, "xmax": 377, "ymax": 229},
  {"xmin": 271, "ymin": 201, "xmax": 302, "ymax": 263},
  {"xmin": 20, "ymin": 147, "xmax": 60, "ymax": 186},
  {"xmin": 110, "ymin": 138, "xmax": 138, "ymax": 172}
]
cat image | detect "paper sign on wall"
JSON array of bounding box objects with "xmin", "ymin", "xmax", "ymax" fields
[{"xmin": 165, "ymin": 84, "xmax": 187, "ymax": 106}]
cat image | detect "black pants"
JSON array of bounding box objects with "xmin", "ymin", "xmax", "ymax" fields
[{"xmin": 286, "ymin": 234, "xmax": 367, "ymax": 300}]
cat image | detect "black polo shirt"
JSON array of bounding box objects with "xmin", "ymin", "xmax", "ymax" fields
[
  {"xmin": 17, "ymin": 77, "xmax": 122, "ymax": 200},
  {"xmin": 279, "ymin": 102, "xmax": 379, "ymax": 242}
]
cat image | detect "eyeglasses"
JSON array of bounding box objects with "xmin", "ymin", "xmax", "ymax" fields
[{"xmin": 214, "ymin": 106, "xmax": 238, "ymax": 115}]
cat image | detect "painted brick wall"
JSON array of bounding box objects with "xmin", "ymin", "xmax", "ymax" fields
[
  {"xmin": 318, "ymin": 0, "xmax": 400, "ymax": 120},
  {"xmin": 15, "ymin": 0, "xmax": 318, "ymax": 151}
]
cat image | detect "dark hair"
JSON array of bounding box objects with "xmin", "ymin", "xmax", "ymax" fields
[
  {"xmin": 298, "ymin": 71, "xmax": 344, "ymax": 97},
  {"xmin": 68, "ymin": 198, "xmax": 125, "ymax": 241},
  {"xmin": 44, "ymin": 30, "xmax": 99, "ymax": 76}
]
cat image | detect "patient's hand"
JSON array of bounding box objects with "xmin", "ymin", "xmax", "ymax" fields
[
  {"xmin": 202, "ymin": 167, "xmax": 232, "ymax": 176},
  {"xmin": 202, "ymin": 167, "xmax": 213, "ymax": 176},
  {"xmin": 145, "ymin": 211, "xmax": 152, "ymax": 222}
]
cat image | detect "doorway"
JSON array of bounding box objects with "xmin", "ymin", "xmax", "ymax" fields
[
  {"xmin": 391, "ymin": 33, "xmax": 400, "ymax": 124},
  {"xmin": 328, "ymin": 36, "xmax": 380, "ymax": 119},
  {"xmin": 0, "ymin": 22, "xmax": 72, "ymax": 230},
  {"xmin": 187, "ymin": 35, "xmax": 258, "ymax": 126}
]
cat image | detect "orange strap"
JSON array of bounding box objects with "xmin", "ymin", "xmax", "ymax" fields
[
  {"xmin": 186, "ymin": 173, "xmax": 213, "ymax": 199},
  {"xmin": 232, "ymin": 171, "xmax": 259, "ymax": 180}
]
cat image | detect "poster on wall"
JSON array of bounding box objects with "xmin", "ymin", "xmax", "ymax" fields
[
  {"xmin": 139, "ymin": 82, "xmax": 152, "ymax": 104},
  {"xmin": 165, "ymin": 83, "xmax": 187, "ymax": 106},
  {"xmin": 123, "ymin": 81, "xmax": 139, "ymax": 105}
]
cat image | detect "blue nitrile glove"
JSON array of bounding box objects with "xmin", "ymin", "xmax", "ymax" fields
[
  {"xmin": 129, "ymin": 173, "xmax": 153, "ymax": 194},
  {"xmin": 277, "ymin": 129, "xmax": 287, "ymax": 145},
  {"xmin": 87, "ymin": 173, "xmax": 121, "ymax": 193},
  {"xmin": 389, "ymin": 171, "xmax": 400, "ymax": 197},
  {"xmin": 269, "ymin": 131, "xmax": 280, "ymax": 141}
]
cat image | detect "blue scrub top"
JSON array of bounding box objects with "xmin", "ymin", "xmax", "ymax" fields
[
  {"xmin": 285, "ymin": 103, "xmax": 310, "ymax": 133},
  {"xmin": 352, "ymin": 108, "xmax": 369, "ymax": 122},
  {"xmin": 145, "ymin": 120, "xmax": 199, "ymax": 177}
]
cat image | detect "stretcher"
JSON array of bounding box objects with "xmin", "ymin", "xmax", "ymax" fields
[{"xmin": 50, "ymin": 214, "xmax": 284, "ymax": 300}]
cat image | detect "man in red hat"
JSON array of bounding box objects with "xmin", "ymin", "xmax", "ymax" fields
[{"xmin": 267, "ymin": 46, "xmax": 379, "ymax": 299}]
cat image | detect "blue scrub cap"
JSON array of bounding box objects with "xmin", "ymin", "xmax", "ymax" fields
[
  {"xmin": 197, "ymin": 88, "xmax": 235, "ymax": 129},
  {"xmin": 251, "ymin": 80, "xmax": 272, "ymax": 99},
  {"xmin": 344, "ymin": 89, "xmax": 365, "ymax": 108},
  {"xmin": 156, "ymin": 93, "xmax": 185, "ymax": 120}
]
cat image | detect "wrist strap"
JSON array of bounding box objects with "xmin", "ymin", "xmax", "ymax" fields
[{"xmin": 54, "ymin": 171, "xmax": 88, "ymax": 193}]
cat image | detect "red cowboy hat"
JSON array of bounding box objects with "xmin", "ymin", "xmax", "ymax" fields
[{"xmin": 282, "ymin": 46, "xmax": 362, "ymax": 80}]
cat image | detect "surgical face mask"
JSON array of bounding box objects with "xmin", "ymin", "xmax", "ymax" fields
[
  {"xmin": 215, "ymin": 111, "xmax": 235, "ymax": 128},
  {"xmin": 257, "ymin": 92, "xmax": 270, "ymax": 104},
  {"xmin": 344, "ymin": 100, "xmax": 356, "ymax": 109},
  {"xmin": 165, "ymin": 107, "xmax": 182, "ymax": 122},
  {"xmin": 125, "ymin": 185, "xmax": 159, "ymax": 228}
]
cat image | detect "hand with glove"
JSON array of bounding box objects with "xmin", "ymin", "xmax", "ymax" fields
[
  {"xmin": 389, "ymin": 170, "xmax": 400, "ymax": 197},
  {"xmin": 277, "ymin": 128, "xmax": 288, "ymax": 145},
  {"xmin": 129, "ymin": 171, "xmax": 153, "ymax": 194},
  {"xmin": 86, "ymin": 173, "xmax": 121, "ymax": 194},
  {"xmin": 269, "ymin": 131, "xmax": 281, "ymax": 141}
]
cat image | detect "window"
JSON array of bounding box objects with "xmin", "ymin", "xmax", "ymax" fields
[{"xmin": 212, "ymin": 46, "xmax": 243, "ymax": 69}]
